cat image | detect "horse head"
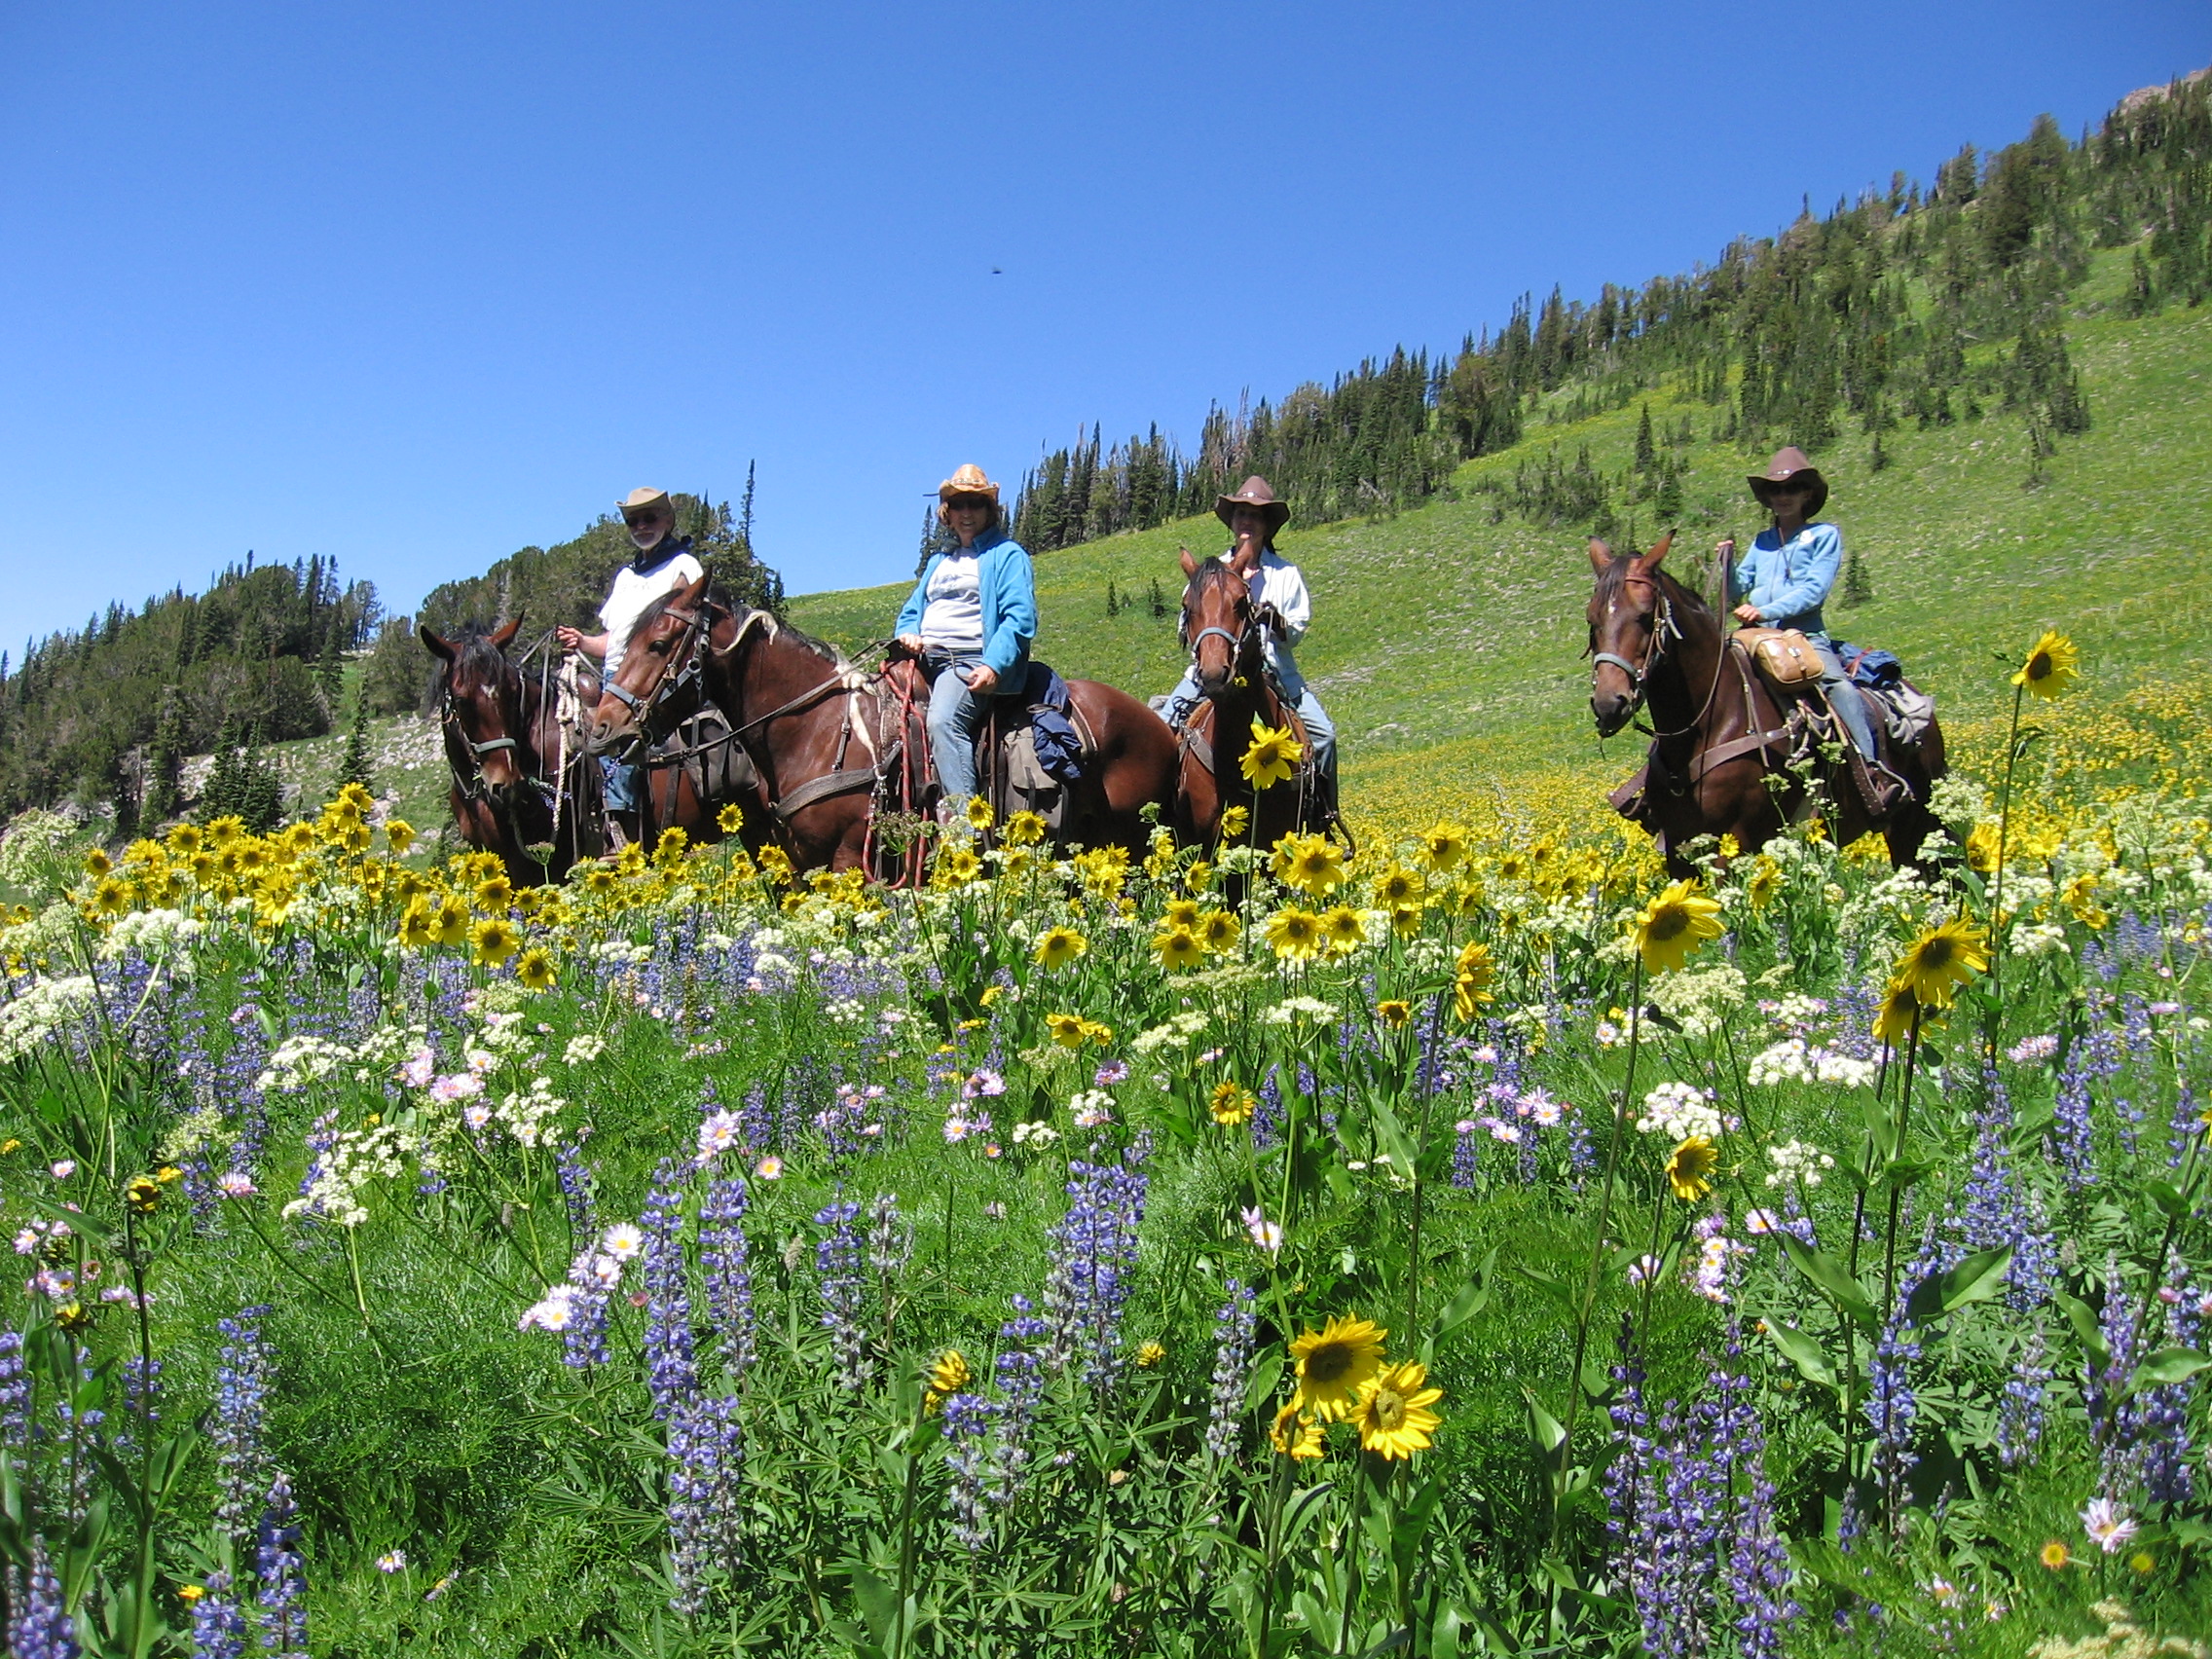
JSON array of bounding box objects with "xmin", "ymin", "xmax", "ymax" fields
[
  {"xmin": 1585, "ymin": 533, "xmax": 1677, "ymax": 738},
  {"xmin": 1177, "ymin": 548, "xmax": 1260, "ymax": 701},
  {"xmin": 585, "ymin": 572, "xmax": 712, "ymax": 756},
  {"xmin": 422, "ymin": 615, "xmax": 535, "ymax": 798}
]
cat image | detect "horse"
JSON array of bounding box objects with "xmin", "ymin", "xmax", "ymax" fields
[
  {"xmin": 1584, "ymin": 533, "xmax": 1946, "ymax": 876},
  {"xmin": 420, "ymin": 619, "xmax": 737, "ymax": 883},
  {"xmin": 1170, "ymin": 549, "xmax": 1335, "ymax": 850},
  {"xmin": 582, "ymin": 574, "xmax": 1179, "ymax": 876}
]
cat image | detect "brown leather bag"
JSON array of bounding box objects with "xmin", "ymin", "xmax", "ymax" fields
[{"xmin": 1736, "ymin": 626, "xmax": 1824, "ymax": 689}]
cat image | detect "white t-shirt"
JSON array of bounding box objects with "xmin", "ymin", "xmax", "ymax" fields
[
  {"xmin": 600, "ymin": 550, "xmax": 706, "ymax": 678},
  {"xmin": 919, "ymin": 552, "xmax": 984, "ymax": 650}
]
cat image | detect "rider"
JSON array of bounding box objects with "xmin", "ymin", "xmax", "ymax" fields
[
  {"xmin": 1161, "ymin": 475, "xmax": 1338, "ymax": 811},
  {"xmin": 1718, "ymin": 448, "xmax": 1908, "ymax": 815},
  {"xmin": 555, "ymin": 487, "xmax": 706, "ymax": 837},
  {"xmin": 892, "ymin": 464, "xmax": 1036, "ymax": 824}
]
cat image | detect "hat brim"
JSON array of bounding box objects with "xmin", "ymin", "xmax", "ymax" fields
[
  {"xmin": 1215, "ymin": 497, "xmax": 1291, "ymax": 533},
  {"xmin": 1748, "ymin": 471, "xmax": 1828, "ymax": 517}
]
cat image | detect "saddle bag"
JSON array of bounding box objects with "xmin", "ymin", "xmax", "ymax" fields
[{"xmin": 1736, "ymin": 626, "xmax": 1824, "ymax": 690}]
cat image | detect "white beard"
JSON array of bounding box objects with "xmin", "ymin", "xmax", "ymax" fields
[{"xmin": 629, "ymin": 526, "xmax": 667, "ymax": 555}]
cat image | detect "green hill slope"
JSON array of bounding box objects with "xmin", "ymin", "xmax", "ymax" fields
[{"xmin": 790, "ymin": 244, "xmax": 2212, "ymax": 830}]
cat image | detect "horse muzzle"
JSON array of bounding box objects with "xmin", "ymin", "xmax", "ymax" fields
[{"xmin": 1591, "ymin": 689, "xmax": 1636, "ymax": 739}]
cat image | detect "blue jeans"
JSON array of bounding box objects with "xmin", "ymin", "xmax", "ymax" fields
[
  {"xmin": 1163, "ymin": 668, "xmax": 1337, "ymax": 785},
  {"xmin": 925, "ymin": 652, "xmax": 1012, "ymax": 804},
  {"xmin": 1806, "ymin": 636, "xmax": 1879, "ymax": 762},
  {"xmin": 602, "ymin": 756, "xmax": 641, "ymax": 812}
]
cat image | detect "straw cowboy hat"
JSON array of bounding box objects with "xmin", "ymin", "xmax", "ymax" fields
[
  {"xmin": 618, "ymin": 487, "xmax": 674, "ymax": 521},
  {"xmin": 936, "ymin": 463, "xmax": 1002, "ymax": 524},
  {"xmin": 1747, "ymin": 448, "xmax": 1828, "ymax": 517},
  {"xmin": 1215, "ymin": 475, "xmax": 1291, "ymax": 535}
]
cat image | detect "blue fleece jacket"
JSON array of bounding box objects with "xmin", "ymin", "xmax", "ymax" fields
[
  {"xmin": 896, "ymin": 528, "xmax": 1037, "ymax": 679},
  {"xmin": 1729, "ymin": 521, "xmax": 1843, "ymax": 638}
]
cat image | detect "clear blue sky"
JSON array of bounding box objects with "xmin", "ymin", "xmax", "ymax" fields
[{"xmin": 1, "ymin": 2, "xmax": 2202, "ymax": 645}]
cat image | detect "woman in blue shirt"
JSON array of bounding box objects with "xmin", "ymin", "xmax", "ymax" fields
[
  {"xmin": 1718, "ymin": 447, "xmax": 1908, "ymax": 813},
  {"xmin": 893, "ymin": 464, "xmax": 1038, "ymax": 819}
]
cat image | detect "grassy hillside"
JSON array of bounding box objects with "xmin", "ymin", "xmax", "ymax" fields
[{"xmin": 791, "ymin": 243, "xmax": 2212, "ymax": 830}]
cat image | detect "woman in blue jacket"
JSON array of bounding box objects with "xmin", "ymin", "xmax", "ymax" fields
[
  {"xmin": 894, "ymin": 464, "xmax": 1038, "ymax": 819},
  {"xmin": 1718, "ymin": 447, "xmax": 1908, "ymax": 813}
]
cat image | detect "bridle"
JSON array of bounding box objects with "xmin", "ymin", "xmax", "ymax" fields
[
  {"xmin": 439, "ymin": 652, "xmax": 545, "ymax": 803},
  {"xmin": 601, "ymin": 600, "xmax": 717, "ymax": 753},
  {"xmin": 1589, "ymin": 570, "xmax": 1737, "ymax": 744},
  {"xmin": 1181, "ymin": 563, "xmax": 1261, "ymax": 691}
]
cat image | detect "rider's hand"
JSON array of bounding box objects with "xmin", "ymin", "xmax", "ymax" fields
[
  {"xmin": 1715, "ymin": 536, "xmax": 1736, "ymax": 559},
  {"xmin": 1733, "ymin": 603, "xmax": 1762, "ymax": 625},
  {"xmin": 1256, "ymin": 603, "xmax": 1285, "ymax": 638},
  {"xmin": 556, "ymin": 625, "xmax": 583, "ymax": 649},
  {"xmin": 895, "ymin": 633, "xmax": 925, "ymax": 655},
  {"xmin": 964, "ymin": 663, "xmax": 999, "ymax": 695}
]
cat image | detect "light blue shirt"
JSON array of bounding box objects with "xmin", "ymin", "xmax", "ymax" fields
[{"xmin": 1730, "ymin": 521, "xmax": 1842, "ymax": 638}]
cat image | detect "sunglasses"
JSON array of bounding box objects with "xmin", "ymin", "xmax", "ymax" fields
[
  {"xmin": 946, "ymin": 497, "xmax": 992, "ymax": 511},
  {"xmin": 1763, "ymin": 481, "xmax": 1810, "ymax": 496}
]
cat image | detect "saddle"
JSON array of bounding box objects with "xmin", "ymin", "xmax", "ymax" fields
[{"xmin": 874, "ymin": 658, "xmax": 1098, "ymax": 834}]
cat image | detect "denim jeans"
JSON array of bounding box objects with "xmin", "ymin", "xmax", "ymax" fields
[
  {"xmin": 1806, "ymin": 636, "xmax": 1879, "ymax": 761},
  {"xmin": 1162, "ymin": 668, "xmax": 1337, "ymax": 784},
  {"xmin": 601, "ymin": 756, "xmax": 641, "ymax": 812},
  {"xmin": 924, "ymin": 651, "xmax": 1008, "ymax": 804}
]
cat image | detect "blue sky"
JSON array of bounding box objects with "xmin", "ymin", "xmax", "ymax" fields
[{"xmin": 1, "ymin": 2, "xmax": 2202, "ymax": 645}]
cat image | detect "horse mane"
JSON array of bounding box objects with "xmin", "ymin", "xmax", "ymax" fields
[
  {"xmin": 631, "ymin": 585, "xmax": 845, "ymax": 668},
  {"xmin": 1595, "ymin": 556, "xmax": 1716, "ymax": 635}
]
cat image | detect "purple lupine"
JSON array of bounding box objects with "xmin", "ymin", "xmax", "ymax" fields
[
  {"xmin": 1203, "ymin": 1280, "xmax": 1257, "ymax": 1462},
  {"xmin": 1250, "ymin": 1067, "xmax": 1284, "ymax": 1153},
  {"xmin": 1998, "ymin": 1326, "xmax": 2051, "ymax": 1471},
  {"xmin": 1603, "ymin": 1316, "xmax": 1651, "ymax": 1570},
  {"xmin": 1863, "ymin": 1310, "xmax": 1920, "ymax": 1524},
  {"xmin": 2169, "ymin": 1085, "xmax": 2199, "ymax": 1169},
  {"xmin": 0, "ymin": 1331, "xmax": 27, "ymax": 1449},
  {"xmin": 1450, "ymin": 1120, "xmax": 1481, "ymax": 1190},
  {"xmin": 739, "ymin": 1080, "xmax": 774, "ymax": 1154},
  {"xmin": 211, "ymin": 1306, "xmax": 274, "ymax": 1539},
  {"xmin": 1961, "ymin": 1068, "xmax": 2054, "ymax": 1309},
  {"xmin": 989, "ymin": 1297, "xmax": 1050, "ymax": 1507},
  {"xmin": 188, "ymin": 1569, "xmax": 249, "ymax": 1659},
  {"xmin": 940, "ymin": 1391, "xmax": 995, "ymax": 1552},
  {"xmin": 701, "ymin": 1177, "xmax": 756, "ymax": 1376},
  {"xmin": 641, "ymin": 1166, "xmax": 698, "ymax": 1419},
  {"xmin": 9, "ymin": 1535, "xmax": 76, "ymax": 1659},
  {"xmin": 255, "ymin": 1475, "xmax": 309, "ymax": 1659},
  {"xmin": 114, "ymin": 1355, "xmax": 162, "ymax": 1457},
  {"xmin": 1715, "ymin": 1349, "xmax": 1799, "ymax": 1657},
  {"xmin": 813, "ymin": 1199, "xmax": 868, "ymax": 1389},
  {"xmin": 664, "ymin": 1392, "xmax": 744, "ymax": 1615},
  {"xmin": 2144, "ymin": 1266, "xmax": 2198, "ymax": 1505},
  {"xmin": 1040, "ymin": 1147, "xmax": 1149, "ymax": 1389},
  {"xmin": 2084, "ymin": 1261, "xmax": 2146, "ymax": 1500},
  {"xmin": 555, "ymin": 1139, "xmax": 598, "ymax": 1247}
]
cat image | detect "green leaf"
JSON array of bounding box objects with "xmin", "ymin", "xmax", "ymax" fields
[
  {"xmin": 1521, "ymin": 1386, "xmax": 1567, "ymax": 1471},
  {"xmin": 1432, "ymin": 1248, "xmax": 1497, "ymax": 1344},
  {"xmin": 1761, "ymin": 1313, "xmax": 1836, "ymax": 1388},
  {"xmin": 2144, "ymin": 1179, "xmax": 2191, "ymax": 1221},
  {"xmin": 2130, "ymin": 1347, "xmax": 2210, "ymax": 1390},
  {"xmin": 1779, "ymin": 1235, "xmax": 1879, "ymax": 1332},
  {"xmin": 1904, "ymin": 1245, "xmax": 2012, "ymax": 1326},
  {"xmin": 840, "ymin": 1561, "xmax": 899, "ymax": 1650},
  {"xmin": 2059, "ymin": 1293, "xmax": 2112, "ymax": 1372}
]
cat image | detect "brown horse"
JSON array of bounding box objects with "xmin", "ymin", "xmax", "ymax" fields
[
  {"xmin": 583, "ymin": 574, "xmax": 1179, "ymax": 875},
  {"xmin": 1585, "ymin": 534, "xmax": 1945, "ymax": 875},
  {"xmin": 1170, "ymin": 550, "xmax": 1333, "ymax": 850},
  {"xmin": 421, "ymin": 620, "xmax": 739, "ymax": 883}
]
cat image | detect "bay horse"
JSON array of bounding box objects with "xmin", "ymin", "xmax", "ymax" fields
[
  {"xmin": 421, "ymin": 619, "xmax": 739, "ymax": 884},
  {"xmin": 1171, "ymin": 549, "xmax": 1334, "ymax": 850},
  {"xmin": 582, "ymin": 574, "xmax": 1179, "ymax": 875},
  {"xmin": 1585, "ymin": 533, "xmax": 1945, "ymax": 876}
]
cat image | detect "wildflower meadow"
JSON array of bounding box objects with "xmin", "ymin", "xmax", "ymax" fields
[{"xmin": 1, "ymin": 632, "xmax": 2208, "ymax": 1657}]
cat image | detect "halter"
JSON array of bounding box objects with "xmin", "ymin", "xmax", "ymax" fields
[
  {"xmin": 1589, "ymin": 574, "xmax": 1679, "ymax": 715},
  {"xmin": 1181, "ymin": 564, "xmax": 1261, "ymax": 688}
]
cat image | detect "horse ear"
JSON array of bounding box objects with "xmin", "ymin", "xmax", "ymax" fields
[
  {"xmin": 1587, "ymin": 538, "xmax": 1614, "ymax": 574},
  {"xmin": 1178, "ymin": 545, "xmax": 1198, "ymax": 577},
  {"xmin": 681, "ymin": 571, "xmax": 711, "ymax": 605},
  {"xmin": 489, "ymin": 614, "xmax": 523, "ymax": 650},
  {"xmin": 419, "ymin": 624, "xmax": 455, "ymax": 662},
  {"xmin": 1632, "ymin": 531, "xmax": 1675, "ymax": 574}
]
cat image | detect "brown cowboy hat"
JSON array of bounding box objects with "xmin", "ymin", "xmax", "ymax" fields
[
  {"xmin": 1215, "ymin": 475, "xmax": 1291, "ymax": 535},
  {"xmin": 618, "ymin": 486, "xmax": 674, "ymax": 522},
  {"xmin": 1747, "ymin": 447, "xmax": 1828, "ymax": 517},
  {"xmin": 936, "ymin": 463, "xmax": 1003, "ymax": 524}
]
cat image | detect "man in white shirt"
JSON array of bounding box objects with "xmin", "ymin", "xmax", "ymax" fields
[{"xmin": 556, "ymin": 488, "xmax": 706, "ymax": 834}]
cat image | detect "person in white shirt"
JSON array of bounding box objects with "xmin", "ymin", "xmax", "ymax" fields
[
  {"xmin": 556, "ymin": 487, "xmax": 706, "ymax": 829},
  {"xmin": 1161, "ymin": 475, "xmax": 1337, "ymax": 803}
]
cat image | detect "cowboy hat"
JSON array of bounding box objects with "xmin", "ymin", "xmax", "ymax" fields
[
  {"xmin": 1215, "ymin": 475, "xmax": 1291, "ymax": 535},
  {"xmin": 618, "ymin": 486, "xmax": 674, "ymax": 521},
  {"xmin": 1747, "ymin": 448, "xmax": 1828, "ymax": 517},
  {"xmin": 936, "ymin": 463, "xmax": 1002, "ymax": 524}
]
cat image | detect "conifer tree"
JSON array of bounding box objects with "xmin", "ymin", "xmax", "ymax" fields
[
  {"xmin": 338, "ymin": 685, "xmax": 375, "ymax": 793},
  {"xmin": 1842, "ymin": 547, "xmax": 1874, "ymax": 608},
  {"xmin": 142, "ymin": 685, "xmax": 184, "ymax": 828}
]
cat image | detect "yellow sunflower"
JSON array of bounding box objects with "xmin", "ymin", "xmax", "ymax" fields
[
  {"xmin": 2011, "ymin": 630, "xmax": 2080, "ymax": 700},
  {"xmin": 1209, "ymin": 1081, "xmax": 1257, "ymax": 1126},
  {"xmin": 1161, "ymin": 898, "xmax": 1201, "ymax": 929},
  {"xmin": 927, "ymin": 1348, "xmax": 973, "ymax": 1398},
  {"xmin": 515, "ymin": 947, "xmax": 558, "ymax": 992},
  {"xmin": 431, "ymin": 896, "xmax": 471, "ymax": 946},
  {"xmin": 1135, "ymin": 1340, "xmax": 1166, "ymax": 1369},
  {"xmin": 1271, "ymin": 1400, "xmax": 1325, "ymax": 1459},
  {"xmin": 1872, "ymin": 978, "xmax": 1933, "ymax": 1047},
  {"xmin": 1153, "ymin": 927, "xmax": 1203, "ymax": 973},
  {"xmin": 1240, "ymin": 719, "xmax": 1304, "ymax": 790},
  {"xmin": 1453, "ymin": 940, "xmax": 1495, "ymax": 1021},
  {"xmin": 1376, "ymin": 999, "xmax": 1413, "ymax": 1028},
  {"xmin": 1265, "ymin": 906, "xmax": 1324, "ymax": 961},
  {"xmin": 1197, "ymin": 909, "xmax": 1240, "ymax": 952},
  {"xmin": 1666, "ymin": 1135, "xmax": 1718, "ymax": 1202},
  {"xmin": 1419, "ymin": 823, "xmax": 1467, "ymax": 872},
  {"xmin": 1289, "ymin": 1315, "xmax": 1388, "ymax": 1421},
  {"xmin": 1218, "ymin": 805, "xmax": 1250, "ymax": 839},
  {"xmin": 716, "ymin": 802, "xmax": 746, "ymax": 833},
  {"xmin": 470, "ymin": 918, "xmax": 521, "ymax": 968},
  {"xmin": 1272, "ymin": 833, "xmax": 1346, "ymax": 898},
  {"xmin": 1892, "ymin": 918, "xmax": 1988, "ymax": 1008},
  {"xmin": 1353, "ymin": 1360, "xmax": 1443, "ymax": 1460},
  {"xmin": 1005, "ymin": 809, "xmax": 1048, "ymax": 847},
  {"xmin": 1320, "ymin": 904, "xmax": 1366, "ymax": 952},
  {"xmin": 965, "ymin": 796, "xmax": 995, "ymax": 831},
  {"xmin": 83, "ymin": 848, "xmax": 113, "ymax": 877},
  {"xmin": 474, "ymin": 874, "xmax": 514, "ymax": 912},
  {"xmin": 1034, "ymin": 926, "xmax": 1088, "ymax": 970},
  {"xmin": 397, "ymin": 901, "xmax": 438, "ymax": 950},
  {"xmin": 1371, "ymin": 865, "xmax": 1421, "ymax": 908},
  {"xmin": 1633, "ymin": 880, "xmax": 1724, "ymax": 975},
  {"xmin": 1046, "ymin": 1013, "xmax": 1090, "ymax": 1050}
]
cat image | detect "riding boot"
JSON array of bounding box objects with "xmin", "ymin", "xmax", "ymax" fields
[{"xmin": 1850, "ymin": 752, "xmax": 1909, "ymax": 818}]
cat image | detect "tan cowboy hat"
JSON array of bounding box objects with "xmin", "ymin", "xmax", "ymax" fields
[
  {"xmin": 936, "ymin": 463, "xmax": 1002, "ymax": 524},
  {"xmin": 618, "ymin": 486, "xmax": 674, "ymax": 521},
  {"xmin": 1747, "ymin": 448, "xmax": 1828, "ymax": 517},
  {"xmin": 1215, "ymin": 475, "xmax": 1291, "ymax": 535}
]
